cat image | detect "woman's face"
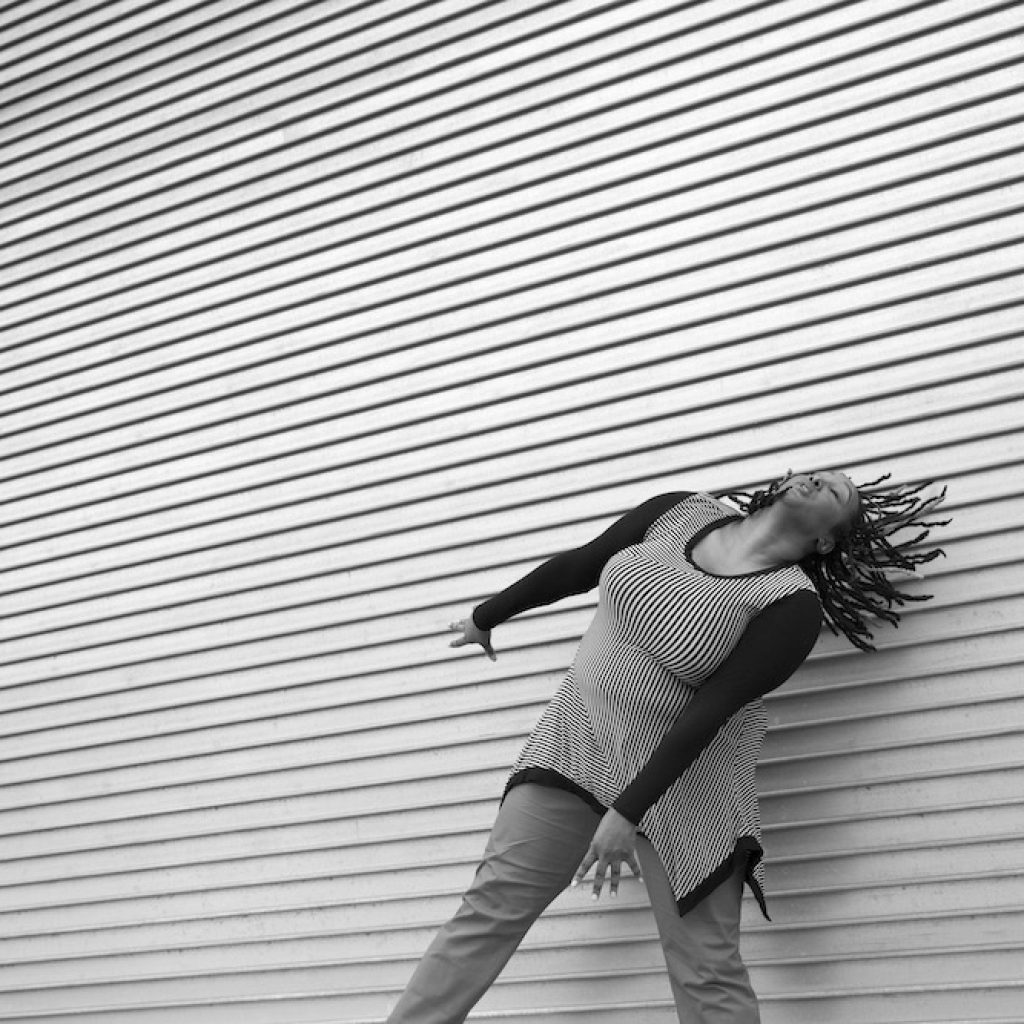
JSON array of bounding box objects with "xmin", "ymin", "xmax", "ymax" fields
[{"xmin": 777, "ymin": 470, "xmax": 861, "ymax": 550}]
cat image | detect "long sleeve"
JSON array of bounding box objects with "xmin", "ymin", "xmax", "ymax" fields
[
  {"xmin": 471, "ymin": 492, "xmax": 693, "ymax": 631},
  {"xmin": 612, "ymin": 589, "xmax": 822, "ymax": 825}
]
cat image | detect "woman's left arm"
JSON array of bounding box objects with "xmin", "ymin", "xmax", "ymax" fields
[
  {"xmin": 574, "ymin": 590, "xmax": 822, "ymax": 898},
  {"xmin": 614, "ymin": 589, "xmax": 822, "ymax": 822}
]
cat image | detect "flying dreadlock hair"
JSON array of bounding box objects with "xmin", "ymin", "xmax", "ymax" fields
[{"xmin": 721, "ymin": 473, "xmax": 950, "ymax": 651}]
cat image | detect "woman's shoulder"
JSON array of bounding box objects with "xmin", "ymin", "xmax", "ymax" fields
[
  {"xmin": 646, "ymin": 490, "xmax": 740, "ymax": 523},
  {"xmin": 638, "ymin": 491, "xmax": 738, "ymax": 544},
  {"xmin": 638, "ymin": 490, "xmax": 737, "ymax": 512}
]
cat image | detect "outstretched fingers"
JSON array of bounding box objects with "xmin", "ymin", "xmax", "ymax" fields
[
  {"xmin": 447, "ymin": 620, "xmax": 466, "ymax": 648},
  {"xmin": 573, "ymin": 849, "xmax": 641, "ymax": 900},
  {"xmin": 572, "ymin": 849, "xmax": 596, "ymax": 893},
  {"xmin": 447, "ymin": 619, "xmax": 497, "ymax": 661}
]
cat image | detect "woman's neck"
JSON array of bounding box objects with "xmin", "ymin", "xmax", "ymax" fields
[{"xmin": 704, "ymin": 509, "xmax": 808, "ymax": 574}]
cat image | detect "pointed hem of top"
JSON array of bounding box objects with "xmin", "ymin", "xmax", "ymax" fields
[{"xmin": 503, "ymin": 769, "xmax": 769, "ymax": 919}]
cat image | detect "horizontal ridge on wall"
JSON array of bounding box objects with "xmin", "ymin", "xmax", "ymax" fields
[
  {"xmin": 0, "ymin": 487, "xmax": 1013, "ymax": 668},
  {"xmin": 2, "ymin": 18, "xmax": 1015, "ymax": 356},
  {"xmin": 0, "ymin": 0, "xmax": 502, "ymax": 128},
  {"xmin": 0, "ymin": 511, "xmax": 1011, "ymax": 690},
  {"xmin": 1, "ymin": 0, "xmax": 658, "ymax": 144},
  {"xmin": 1, "ymin": 2, "xmax": 1013, "ymax": 280},
  {"xmin": 0, "ymin": 615, "xmax": 1017, "ymax": 804},
  {"xmin": 1, "ymin": 592, "xmax": 1020, "ymax": 734},
  {"xmin": 0, "ymin": 358, "xmax": 1018, "ymax": 562},
  {"xmin": 2, "ymin": 142, "xmax": 1021, "ymax": 412},
  {"xmin": 1, "ymin": 1, "xmax": 1009, "ymax": 210},
  {"xmin": 0, "ymin": 452, "xmax": 1011, "ymax": 675},
  {"xmin": 1, "ymin": 814, "xmax": 1019, "ymax": 939},
  {"xmin": 0, "ymin": 721, "xmax": 1019, "ymax": 865},
  {"xmin": 3, "ymin": 77, "xmax": 1019, "ymax": 346},
  {"xmin": 0, "ymin": 623, "xmax": 1014, "ymax": 775},
  {"xmin": 1, "ymin": 305, "xmax": 1018, "ymax": 513},
  {"xmin": 1, "ymin": 275, "xmax": 1018, "ymax": 499},
  {"xmin": 2, "ymin": 624, "xmax": 1019, "ymax": 779},
  {"xmin": 0, "ymin": 0, "xmax": 706, "ymax": 197},
  {"xmin": 4, "ymin": 123, "xmax": 1023, "ymax": 353}
]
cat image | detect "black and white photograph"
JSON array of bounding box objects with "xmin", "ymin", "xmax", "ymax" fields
[{"xmin": 2, "ymin": 2, "xmax": 1022, "ymax": 1022}]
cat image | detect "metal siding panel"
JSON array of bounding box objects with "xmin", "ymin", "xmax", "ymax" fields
[
  {"xmin": 1, "ymin": 0, "xmax": 1022, "ymax": 1021},
  {"xmin": 0, "ymin": 343, "xmax": 1017, "ymax": 640},
  {"xmin": 2, "ymin": 0, "xmax": 692, "ymax": 173},
  {"xmin": 3, "ymin": 3, "xmax": 1017, "ymax": 360},
  {"xmin": 0, "ymin": 0, "xmax": 490, "ymax": 133},
  {"xmin": 8, "ymin": 114, "xmax": 1022, "ymax": 376},
  {"xmin": 6, "ymin": 82, "xmax": 1015, "ymax": 372},
  {"xmin": 1, "ymin": 329, "xmax": 1019, "ymax": 542},
  {"xmin": 3, "ymin": 343, "xmax": 1021, "ymax": 542}
]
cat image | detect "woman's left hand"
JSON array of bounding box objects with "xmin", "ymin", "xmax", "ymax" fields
[{"xmin": 573, "ymin": 808, "xmax": 642, "ymax": 900}]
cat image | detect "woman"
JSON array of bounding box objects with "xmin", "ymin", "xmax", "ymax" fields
[{"xmin": 386, "ymin": 469, "xmax": 946, "ymax": 1024}]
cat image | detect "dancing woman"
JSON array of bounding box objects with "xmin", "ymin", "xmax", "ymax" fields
[{"xmin": 386, "ymin": 469, "xmax": 946, "ymax": 1023}]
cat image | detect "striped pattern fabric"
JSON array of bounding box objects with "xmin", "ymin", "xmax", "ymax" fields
[{"xmin": 508, "ymin": 494, "xmax": 817, "ymax": 910}]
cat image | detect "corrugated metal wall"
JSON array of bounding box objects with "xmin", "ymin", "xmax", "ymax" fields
[{"xmin": 1, "ymin": 1, "xmax": 1022, "ymax": 1021}]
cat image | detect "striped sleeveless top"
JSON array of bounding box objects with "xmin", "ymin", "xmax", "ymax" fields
[{"xmin": 505, "ymin": 493, "xmax": 819, "ymax": 915}]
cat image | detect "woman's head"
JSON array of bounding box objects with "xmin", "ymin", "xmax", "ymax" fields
[
  {"xmin": 773, "ymin": 470, "xmax": 862, "ymax": 555},
  {"xmin": 725, "ymin": 469, "xmax": 949, "ymax": 650}
]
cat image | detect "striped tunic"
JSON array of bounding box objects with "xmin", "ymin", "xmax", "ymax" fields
[{"xmin": 477, "ymin": 492, "xmax": 821, "ymax": 916}]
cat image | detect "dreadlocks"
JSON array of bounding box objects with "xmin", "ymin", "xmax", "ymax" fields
[{"xmin": 721, "ymin": 474, "xmax": 949, "ymax": 652}]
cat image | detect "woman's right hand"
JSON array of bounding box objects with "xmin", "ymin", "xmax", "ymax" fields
[{"xmin": 448, "ymin": 616, "xmax": 497, "ymax": 661}]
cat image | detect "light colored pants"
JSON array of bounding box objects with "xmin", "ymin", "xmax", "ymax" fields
[{"xmin": 386, "ymin": 783, "xmax": 761, "ymax": 1024}]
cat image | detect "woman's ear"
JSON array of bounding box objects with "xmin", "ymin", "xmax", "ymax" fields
[{"xmin": 815, "ymin": 535, "xmax": 836, "ymax": 555}]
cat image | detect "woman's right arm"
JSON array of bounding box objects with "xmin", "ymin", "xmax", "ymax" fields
[{"xmin": 455, "ymin": 492, "xmax": 693, "ymax": 656}]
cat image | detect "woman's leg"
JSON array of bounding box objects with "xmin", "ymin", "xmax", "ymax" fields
[
  {"xmin": 386, "ymin": 784, "xmax": 601, "ymax": 1024},
  {"xmin": 637, "ymin": 837, "xmax": 761, "ymax": 1024}
]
